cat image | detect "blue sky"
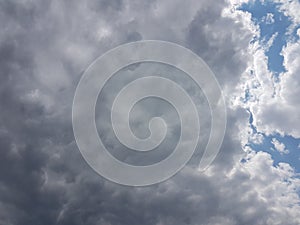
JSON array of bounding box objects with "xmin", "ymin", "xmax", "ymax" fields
[{"xmin": 240, "ymin": 0, "xmax": 300, "ymax": 173}]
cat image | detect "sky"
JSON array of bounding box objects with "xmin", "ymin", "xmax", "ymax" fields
[{"xmin": 0, "ymin": 0, "xmax": 300, "ymax": 225}]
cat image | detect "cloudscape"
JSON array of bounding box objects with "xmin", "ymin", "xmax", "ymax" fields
[{"xmin": 0, "ymin": 0, "xmax": 300, "ymax": 224}]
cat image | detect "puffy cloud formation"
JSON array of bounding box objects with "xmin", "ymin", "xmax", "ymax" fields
[
  {"xmin": 231, "ymin": 0, "xmax": 300, "ymax": 139},
  {"xmin": 0, "ymin": 0, "xmax": 299, "ymax": 225},
  {"xmin": 271, "ymin": 138, "xmax": 289, "ymax": 154}
]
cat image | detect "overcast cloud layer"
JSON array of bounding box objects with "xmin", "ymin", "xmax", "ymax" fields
[{"xmin": 0, "ymin": 0, "xmax": 300, "ymax": 225}]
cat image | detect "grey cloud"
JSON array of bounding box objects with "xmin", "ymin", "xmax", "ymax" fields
[{"xmin": 0, "ymin": 0, "xmax": 299, "ymax": 225}]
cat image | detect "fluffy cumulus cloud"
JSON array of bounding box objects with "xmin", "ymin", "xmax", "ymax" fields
[
  {"xmin": 244, "ymin": 34, "xmax": 300, "ymax": 138},
  {"xmin": 271, "ymin": 138, "xmax": 289, "ymax": 154},
  {"xmin": 0, "ymin": 0, "xmax": 299, "ymax": 225},
  {"xmin": 232, "ymin": 0, "xmax": 300, "ymax": 138}
]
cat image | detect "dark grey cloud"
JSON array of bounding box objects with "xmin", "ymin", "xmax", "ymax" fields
[{"xmin": 0, "ymin": 0, "xmax": 299, "ymax": 225}]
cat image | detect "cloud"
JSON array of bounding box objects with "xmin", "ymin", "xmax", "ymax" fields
[
  {"xmin": 0, "ymin": 0, "xmax": 299, "ymax": 225},
  {"xmin": 231, "ymin": 0, "xmax": 300, "ymax": 138},
  {"xmin": 263, "ymin": 13, "xmax": 275, "ymax": 24},
  {"xmin": 242, "ymin": 27, "xmax": 300, "ymax": 138},
  {"xmin": 271, "ymin": 138, "xmax": 289, "ymax": 154}
]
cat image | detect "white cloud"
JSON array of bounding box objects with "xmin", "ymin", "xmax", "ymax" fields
[
  {"xmin": 244, "ymin": 38, "xmax": 300, "ymax": 138},
  {"xmin": 264, "ymin": 32, "xmax": 278, "ymax": 51},
  {"xmin": 271, "ymin": 138, "xmax": 289, "ymax": 154},
  {"xmin": 275, "ymin": 0, "xmax": 300, "ymax": 37},
  {"xmin": 275, "ymin": 0, "xmax": 300, "ymax": 24},
  {"xmin": 263, "ymin": 13, "xmax": 275, "ymax": 24},
  {"xmin": 230, "ymin": 0, "xmax": 300, "ymax": 139},
  {"xmin": 250, "ymin": 132, "xmax": 264, "ymax": 145}
]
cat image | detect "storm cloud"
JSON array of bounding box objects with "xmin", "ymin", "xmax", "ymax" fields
[{"xmin": 0, "ymin": 0, "xmax": 299, "ymax": 225}]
